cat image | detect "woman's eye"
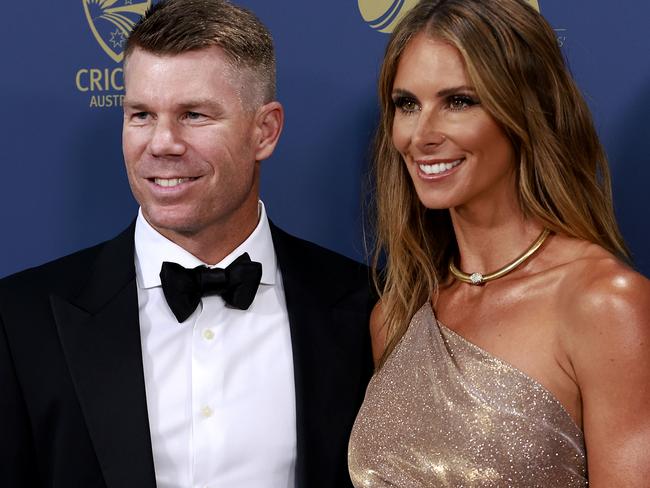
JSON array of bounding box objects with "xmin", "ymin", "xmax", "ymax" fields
[
  {"xmin": 394, "ymin": 97, "xmax": 420, "ymax": 114},
  {"xmin": 447, "ymin": 95, "xmax": 478, "ymax": 111}
]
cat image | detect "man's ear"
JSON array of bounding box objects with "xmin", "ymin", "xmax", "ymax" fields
[{"xmin": 254, "ymin": 101, "xmax": 284, "ymax": 161}]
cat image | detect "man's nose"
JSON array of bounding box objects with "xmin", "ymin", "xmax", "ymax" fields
[{"xmin": 148, "ymin": 118, "xmax": 186, "ymax": 157}]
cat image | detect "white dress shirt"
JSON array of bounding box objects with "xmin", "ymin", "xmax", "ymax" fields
[{"xmin": 134, "ymin": 202, "xmax": 296, "ymax": 488}]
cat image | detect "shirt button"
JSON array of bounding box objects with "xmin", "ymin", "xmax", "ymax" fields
[
  {"xmin": 203, "ymin": 329, "xmax": 214, "ymax": 340},
  {"xmin": 200, "ymin": 406, "xmax": 213, "ymax": 418}
]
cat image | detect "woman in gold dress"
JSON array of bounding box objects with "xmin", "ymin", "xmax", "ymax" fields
[{"xmin": 348, "ymin": 0, "xmax": 650, "ymax": 486}]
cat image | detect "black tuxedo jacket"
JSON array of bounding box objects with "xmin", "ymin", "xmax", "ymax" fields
[{"xmin": 0, "ymin": 222, "xmax": 375, "ymax": 488}]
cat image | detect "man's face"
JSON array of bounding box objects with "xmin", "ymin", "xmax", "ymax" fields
[{"xmin": 122, "ymin": 46, "xmax": 266, "ymax": 244}]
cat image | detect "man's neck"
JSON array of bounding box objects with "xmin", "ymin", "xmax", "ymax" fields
[{"xmin": 146, "ymin": 202, "xmax": 261, "ymax": 265}]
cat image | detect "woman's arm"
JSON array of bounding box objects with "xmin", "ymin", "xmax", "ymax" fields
[
  {"xmin": 566, "ymin": 259, "xmax": 650, "ymax": 486},
  {"xmin": 369, "ymin": 302, "xmax": 388, "ymax": 368}
]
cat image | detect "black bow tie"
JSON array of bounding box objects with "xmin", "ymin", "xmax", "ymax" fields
[{"xmin": 159, "ymin": 253, "xmax": 262, "ymax": 323}]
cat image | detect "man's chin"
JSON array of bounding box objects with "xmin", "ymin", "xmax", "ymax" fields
[{"xmin": 141, "ymin": 209, "xmax": 202, "ymax": 238}]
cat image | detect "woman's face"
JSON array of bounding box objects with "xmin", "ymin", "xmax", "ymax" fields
[{"xmin": 392, "ymin": 33, "xmax": 516, "ymax": 211}]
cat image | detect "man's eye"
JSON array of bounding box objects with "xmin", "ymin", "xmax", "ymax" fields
[
  {"xmin": 447, "ymin": 95, "xmax": 479, "ymax": 111},
  {"xmin": 393, "ymin": 96, "xmax": 420, "ymax": 114},
  {"xmin": 185, "ymin": 112, "xmax": 205, "ymax": 120},
  {"xmin": 133, "ymin": 112, "xmax": 149, "ymax": 120}
]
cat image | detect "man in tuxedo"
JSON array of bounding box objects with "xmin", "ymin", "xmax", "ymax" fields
[{"xmin": 0, "ymin": 1, "xmax": 374, "ymax": 486}]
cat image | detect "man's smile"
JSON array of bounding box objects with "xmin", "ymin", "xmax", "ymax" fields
[{"xmin": 152, "ymin": 177, "xmax": 199, "ymax": 188}]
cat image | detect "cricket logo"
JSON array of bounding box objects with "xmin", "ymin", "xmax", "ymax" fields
[
  {"xmin": 528, "ymin": 0, "xmax": 540, "ymax": 11},
  {"xmin": 359, "ymin": 0, "xmax": 541, "ymax": 34},
  {"xmin": 83, "ymin": 0, "xmax": 152, "ymax": 63},
  {"xmin": 358, "ymin": 0, "xmax": 419, "ymax": 34}
]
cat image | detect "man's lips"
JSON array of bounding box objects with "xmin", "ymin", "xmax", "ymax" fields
[{"xmin": 148, "ymin": 177, "xmax": 199, "ymax": 188}]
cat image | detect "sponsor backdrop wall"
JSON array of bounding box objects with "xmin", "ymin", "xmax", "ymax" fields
[{"xmin": 1, "ymin": 1, "xmax": 649, "ymax": 278}]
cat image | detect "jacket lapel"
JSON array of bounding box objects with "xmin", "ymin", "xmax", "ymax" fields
[
  {"xmin": 271, "ymin": 223, "xmax": 373, "ymax": 488},
  {"xmin": 51, "ymin": 224, "xmax": 157, "ymax": 488}
]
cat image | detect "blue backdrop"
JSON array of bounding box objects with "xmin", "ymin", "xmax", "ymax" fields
[{"xmin": 1, "ymin": 1, "xmax": 649, "ymax": 278}]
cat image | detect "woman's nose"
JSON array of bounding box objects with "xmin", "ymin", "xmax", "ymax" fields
[{"xmin": 412, "ymin": 109, "xmax": 446, "ymax": 150}]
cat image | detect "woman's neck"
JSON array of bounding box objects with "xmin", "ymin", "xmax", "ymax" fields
[{"xmin": 449, "ymin": 199, "xmax": 545, "ymax": 276}]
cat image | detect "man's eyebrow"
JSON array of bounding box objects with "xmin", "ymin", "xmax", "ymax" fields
[
  {"xmin": 122, "ymin": 100, "xmax": 148, "ymax": 111},
  {"xmin": 176, "ymin": 99, "xmax": 224, "ymax": 112},
  {"xmin": 121, "ymin": 99, "xmax": 225, "ymax": 112}
]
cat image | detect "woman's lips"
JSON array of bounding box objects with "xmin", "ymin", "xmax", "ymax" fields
[{"xmin": 417, "ymin": 158, "xmax": 464, "ymax": 175}]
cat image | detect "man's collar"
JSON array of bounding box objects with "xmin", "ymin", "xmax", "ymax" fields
[{"xmin": 134, "ymin": 201, "xmax": 276, "ymax": 289}]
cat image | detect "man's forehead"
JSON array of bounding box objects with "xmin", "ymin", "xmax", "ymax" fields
[
  {"xmin": 124, "ymin": 45, "xmax": 238, "ymax": 72},
  {"xmin": 124, "ymin": 48, "xmax": 241, "ymax": 86},
  {"xmin": 124, "ymin": 50, "xmax": 262, "ymax": 110}
]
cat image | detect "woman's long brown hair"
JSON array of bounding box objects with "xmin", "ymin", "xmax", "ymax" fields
[{"xmin": 371, "ymin": 0, "xmax": 629, "ymax": 369}]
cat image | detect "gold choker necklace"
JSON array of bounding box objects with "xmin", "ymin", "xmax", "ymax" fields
[{"xmin": 449, "ymin": 228, "xmax": 551, "ymax": 286}]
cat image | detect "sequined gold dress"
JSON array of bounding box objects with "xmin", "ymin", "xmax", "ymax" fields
[{"xmin": 348, "ymin": 302, "xmax": 587, "ymax": 487}]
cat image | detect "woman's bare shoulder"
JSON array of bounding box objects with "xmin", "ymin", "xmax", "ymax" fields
[
  {"xmin": 533, "ymin": 236, "xmax": 649, "ymax": 361},
  {"xmin": 550, "ymin": 239, "xmax": 650, "ymax": 386},
  {"xmin": 554, "ymin": 241, "xmax": 650, "ymax": 327}
]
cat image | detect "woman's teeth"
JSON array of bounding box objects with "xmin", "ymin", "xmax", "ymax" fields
[{"xmin": 418, "ymin": 158, "xmax": 463, "ymax": 175}]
